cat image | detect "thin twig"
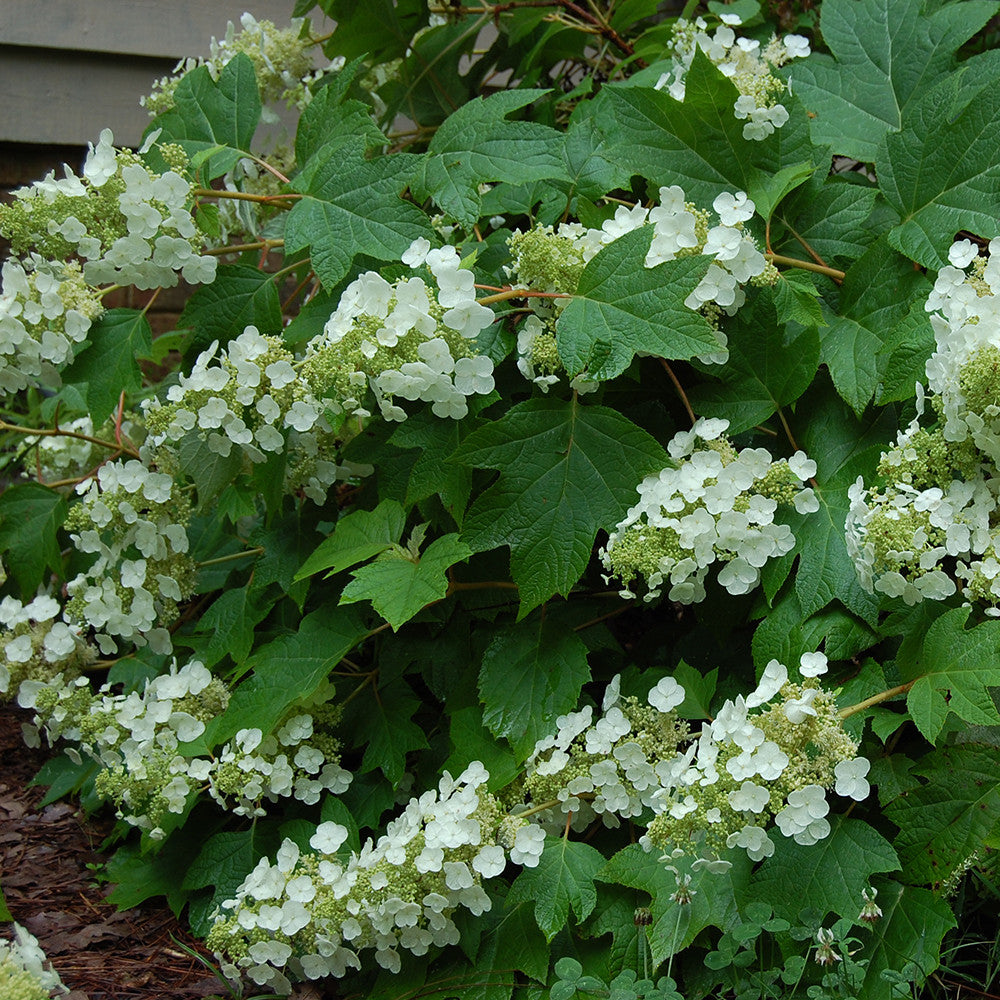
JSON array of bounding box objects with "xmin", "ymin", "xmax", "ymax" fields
[{"xmin": 660, "ymin": 359, "xmax": 696, "ymax": 425}]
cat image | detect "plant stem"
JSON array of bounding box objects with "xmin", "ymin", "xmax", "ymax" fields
[
  {"xmin": 660, "ymin": 359, "xmax": 696, "ymax": 425},
  {"xmin": 766, "ymin": 252, "xmax": 845, "ymax": 284},
  {"xmin": 475, "ymin": 287, "xmax": 570, "ymax": 305},
  {"xmin": 0, "ymin": 419, "xmax": 140, "ymax": 459},
  {"xmin": 839, "ymin": 682, "xmax": 915, "ymax": 719},
  {"xmin": 204, "ymin": 238, "xmax": 284, "ymax": 257},
  {"xmin": 191, "ymin": 188, "xmax": 299, "ymax": 203},
  {"xmin": 196, "ymin": 547, "xmax": 265, "ymax": 569}
]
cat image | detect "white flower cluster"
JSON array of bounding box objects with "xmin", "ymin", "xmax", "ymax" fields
[
  {"xmin": 142, "ymin": 325, "xmax": 369, "ymax": 504},
  {"xmin": 207, "ymin": 763, "xmax": 509, "ymax": 994},
  {"xmin": 656, "ymin": 15, "xmax": 810, "ymax": 140},
  {"xmin": 508, "ymin": 186, "xmax": 771, "ymax": 386},
  {"xmin": 207, "ymin": 716, "xmax": 352, "ymax": 818},
  {"xmin": 0, "ymin": 923, "xmax": 67, "ymax": 1000},
  {"xmin": 0, "ymin": 130, "xmax": 216, "ymax": 290},
  {"xmin": 519, "ymin": 658, "xmax": 869, "ymax": 870},
  {"xmin": 523, "ymin": 674, "xmax": 690, "ymax": 830},
  {"xmin": 19, "ymin": 659, "xmax": 228, "ymax": 837},
  {"xmin": 143, "ymin": 13, "xmax": 319, "ymax": 118},
  {"xmin": 602, "ymin": 418, "xmax": 818, "ymax": 604},
  {"xmin": 63, "ymin": 459, "xmax": 197, "ymax": 653},
  {"xmin": 645, "ymin": 652, "xmax": 869, "ymax": 865},
  {"xmin": 18, "ymin": 658, "xmax": 353, "ymax": 841},
  {"xmin": 0, "ymin": 256, "xmax": 103, "ymax": 397},
  {"xmin": 302, "ymin": 241, "xmax": 496, "ymax": 422},
  {"xmin": 0, "ymin": 594, "xmax": 96, "ymax": 702},
  {"xmin": 846, "ymin": 239, "xmax": 1000, "ymax": 611}
]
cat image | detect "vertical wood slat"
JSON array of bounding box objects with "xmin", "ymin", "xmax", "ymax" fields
[{"xmin": 0, "ymin": 0, "xmax": 295, "ymax": 59}]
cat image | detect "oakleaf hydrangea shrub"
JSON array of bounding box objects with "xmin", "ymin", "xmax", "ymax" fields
[
  {"xmin": 848, "ymin": 238, "xmax": 1000, "ymax": 611},
  {"xmin": 3, "ymin": 0, "xmax": 1000, "ymax": 998}
]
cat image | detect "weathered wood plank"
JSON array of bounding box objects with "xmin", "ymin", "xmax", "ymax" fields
[
  {"xmin": 0, "ymin": 47, "xmax": 172, "ymax": 146},
  {"xmin": 0, "ymin": 0, "xmax": 295, "ymax": 59}
]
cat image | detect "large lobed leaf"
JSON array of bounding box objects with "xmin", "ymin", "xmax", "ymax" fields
[
  {"xmin": 285, "ymin": 137, "xmax": 433, "ymax": 288},
  {"xmin": 478, "ymin": 613, "xmax": 591, "ymax": 759},
  {"xmin": 456, "ymin": 397, "xmax": 668, "ymax": 616},
  {"xmin": 556, "ymin": 227, "xmax": 717, "ymax": 380},
  {"xmin": 887, "ymin": 745, "xmax": 1000, "ymax": 887},
  {"xmin": 902, "ymin": 606, "xmax": 1000, "ymax": 744},
  {"xmin": 411, "ymin": 90, "xmax": 570, "ymax": 225},
  {"xmin": 792, "ymin": 0, "xmax": 998, "ymax": 163}
]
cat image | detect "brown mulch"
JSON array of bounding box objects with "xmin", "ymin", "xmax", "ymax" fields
[{"xmin": 0, "ymin": 703, "xmax": 225, "ymax": 999}]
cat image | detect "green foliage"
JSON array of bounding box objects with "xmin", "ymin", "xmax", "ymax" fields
[
  {"xmin": 508, "ymin": 837, "xmax": 605, "ymax": 941},
  {"xmin": 340, "ymin": 531, "xmax": 471, "ymax": 629},
  {"xmin": 148, "ymin": 53, "xmax": 262, "ymax": 179},
  {"xmin": 792, "ymin": 0, "xmax": 997, "ymax": 162},
  {"xmin": 902, "ymin": 607, "xmax": 1000, "ymax": 744},
  {"xmin": 478, "ymin": 612, "xmax": 591, "ymax": 758},
  {"xmin": 556, "ymin": 229, "xmax": 716, "ymax": 379},
  {"xmin": 285, "ymin": 139, "xmax": 432, "ymax": 287},
  {"xmin": 0, "ymin": 483, "xmax": 67, "ymax": 596},
  {"xmin": 457, "ymin": 397, "xmax": 667, "ymax": 614},
  {"xmin": 745, "ymin": 817, "xmax": 899, "ymax": 921},
  {"xmin": 10, "ymin": 1, "xmax": 1000, "ymax": 997},
  {"xmin": 412, "ymin": 90, "xmax": 569, "ymax": 225},
  {"xmin": 62, "ymin": 308, "xmax": 152, "ymax": 421}
]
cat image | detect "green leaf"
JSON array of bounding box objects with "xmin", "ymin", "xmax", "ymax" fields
[
  {"xmin": 457, "ymin": 397, "xmax": 668, "ymax": 615},
  {"xmin": 881, "ymin": 72, "xmax": 1000, "ymax": 268},
  {"xmin": 792, "ymin": 0, "xmax": 998, "ymax": 162},
  {"xmin": 190, "ymin": 606, "xmax": 367, "ymax": 753},
  {"xmin": 478, "ymin": 613, "xmax": 591, "ymax": 759},
  {"xmin": 177, "ymin": 431, "xmax": 244, "ymax": 507},
  {"xmin": 762, "ymin": 382, "xmax": 891, "ymax": 621},
  {"xmin": 479, "ymin": 897, "xmax": 550, "ymax": 983},
  {"xmin": 147, "ymin": 53, "xmax": 261, "ymax": 179},
  {"xmin": 598, "ymin": 844, "xmax": 748, "ymax": 966},
  {"xmin": 689, "ymin": 298, "xmax": 819, "ymax": 433},
  {"xmin": 886, "ymin": 745, "xmax": 1000, "ymax": 886},
  {"xmin": 345, "ymin": 678, "xmax": 430, "ymax": 785},
  {"xmin": 341, "ymin": 533, "xmax": 471, "ymax": 630},
  {"xmin": 317, "ymin": 0, "xmax": 427, "ymax": 63},
  {"xmin": 29, "ymin": 754, "xmax": 101, "ymax": 809},
  {"xmin": 561, "ymin": 100, "xmax": 633, "ymax": 203},
  {"xmin": 295, "ymin": 88, "xmax": 385, "ymax": 165},
  {"xmin": 296, "ymin": 499, "xmax": 407, "ymax": 580},
  {"xmin": 507, "ymin": 837, "xmax": 605, "ymax": 941},
  {"xmin": 391, "ymin": 414, "xmax": 474, "ymax": 523},
  {"xmin": 188, "ymin": 585, "xmax": 278, "ymax": 669},
  {"xmin": 286, "ymin": 141, "xmax": 433, "ymax": 288},
  {"xmin": 903, "ymin": 607, "xmax": 1000, "ymax": 744},
  {"xmin": 775, "ymin": 175, "xmax": 879, "ymax": 265},
  {"xmin": 594, "ymin": 52, "xmax": 815, "ymax": 215},
  {"xmin": 876, "ymin": 304, "xmax": 936, "ymax": 405},
  {"xmin": 772, "ymin": 271, "xmax": 825, "ymax": 329},
  {"xmin": 181, "ymin": 829, "xmax": 254, "ymax": 899},
  {"xmin": 62, "ymin": 309, "xmax": 152, "ymax": 422},
  {"xmin": 104, "ymin": 836, "xmax": 196, "ymax": 915},
  {"xmin": 412, "ymin": 90, "xmax": 569, "ymax": 225},
  {"xmin": 0, "ymin": 483, "xmax": 67, "ymax": 595},
  {"xmin": 556, "ymin": 227, "xmax": 718, "ymax": 380},
  {"xmin": 445, "ymin": 705, "xmax": 520, "ymax": 791},
  {"xmin": 178, "ymin": 264, "xmax": 282, "ymax": 361},
  {"xmin": 860, "ymin": 880, "xmax": 956, "ymax": 999},
  {"xmin": 818, "ymin": 239, "xmax": 930, "ymax": 414},
  {"xmin": 0, "ymin": 884, "xmax": 12, "ymax": 922},
  {"xmin": 746, "ymin": 817, "xmax": 899, "ymax": 921}
]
